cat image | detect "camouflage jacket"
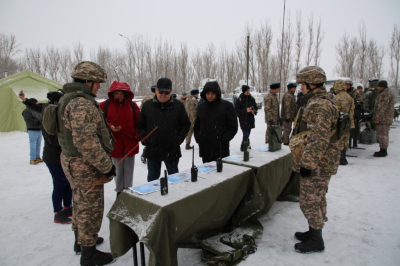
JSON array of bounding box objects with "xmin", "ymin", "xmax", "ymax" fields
[
  {"xmin": 281, "ymin": 90, "xmax": 296, "ymax": 120},
  {"xmin": 373, "ymin": 88, "xmax": 395, "ymax": 125},
  {"xmin": 347, "ymin": 88, "xmax": 362, "ymax": 101},
  {"xmin": 264, "ymin": 91, "xmax": 279, "ymax": 124},
  {"xmin": 140, "ymin": 93, "xmax": 155, "ymax": 111},
  {"xmin": 333, "ymin": 91, "xmax": 355, "ymax": 129},
  {"xmin": 185, "ymin": 95, "xmax": 198, "ymax": 124},
  {"xmin": 61, "ymin": 96, "xmax": 112, "ymax": 174},
  {"xmin": 299, "ymin": 90, "xmax": 340, "ymax": 177}
]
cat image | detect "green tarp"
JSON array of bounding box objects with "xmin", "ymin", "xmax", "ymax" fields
[{"xmin": 0, "ymin": 70, "xmax": 62, "ymax": 132}]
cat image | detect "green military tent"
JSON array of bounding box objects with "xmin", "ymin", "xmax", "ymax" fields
[{"xmin": 0, "ymin": 70, "xmax": 62, "ymax": 132}]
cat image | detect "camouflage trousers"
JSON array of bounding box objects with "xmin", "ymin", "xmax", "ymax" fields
[
  {"xmin": 265, "ymin": 123, "xmax": 271, "ymax": 143},
  {"xmin": 376, "ymin": 124, "xmax": 390, "ymax": 149},
  {"xmin": 299, "ymin": 173, "xmax": 331, "ymax": 230},
  {"xmin": 283, "ymin": 120, "xmax": 292, "ymax": 144},
  {"xmin": 186, "ymin": 123, "xmax": 194, "ymax": 144},
  {"xmin": 61, "ymin": 154, "xmax": 105, "ymax": 247}
]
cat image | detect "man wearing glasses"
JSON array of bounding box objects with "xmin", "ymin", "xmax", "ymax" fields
[{"xmin": 137, "ymin": 78, "xmax": 191, "ymax": 182}]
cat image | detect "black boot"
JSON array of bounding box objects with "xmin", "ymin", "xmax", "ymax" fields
[
  {"xmin": 240, "ymin": 142, "xmax": 244, "ymax": 152},
  {"xmin": 374, "ymin": 148, "xmax": 388, "ymax": 157},
  {"xmin": 353, "ymin": 138, "xmax": 358, "ymax": 148},
  {"xmin": 340, "ymin": 150, "xmax": 348, "ymax": 165},
  {"xmin": 373, "ymin": 148, "xmax": 382, "ymax": 156},
  {"xmin": 80, "ymin": 245, "xmax": 115, "ymax": 266},
  {"xmin": 294, "ymin": 227, "xmax": 325, "ymax": 253},
  {"xmin": 74, "ymin": 231, "xmax": 104, "ymax": 255},
  {"xmin": 294, "ymin": 227, "xmax": 310, "ymax": 242}
]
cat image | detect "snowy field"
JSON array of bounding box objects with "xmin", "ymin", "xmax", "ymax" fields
[{"xmin": 1, "ymin": 111, "xmax": 400, "ymax": 266}]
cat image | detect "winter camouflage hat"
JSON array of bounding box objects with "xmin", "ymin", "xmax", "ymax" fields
[
  {"xmin": 334, "ymin": 79, "xmax": 346, "ymax": 94},
  {"xmin": 71, "ymin": 61, "xmax": 107, "ymax": 83},
  {"xmin": 344, "ymin": 79, "xmax": 353, "ymax": 85},
  {"xmin": 296, "ymin": 66, "xmax": 326, "ymax": 84}
]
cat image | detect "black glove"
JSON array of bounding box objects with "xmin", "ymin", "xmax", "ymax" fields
[
  {"xmin": 106, "ymin": 165, "xmax": 116, "ymax": 177},
  {"xmin": 300, "ymin": 166, "xmax": 311, "ymax": 178}
]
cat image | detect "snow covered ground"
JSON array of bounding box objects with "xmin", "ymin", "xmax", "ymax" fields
[{"xmin": 1, "ymin": 112, "xmax": 400, "ymax": 266}]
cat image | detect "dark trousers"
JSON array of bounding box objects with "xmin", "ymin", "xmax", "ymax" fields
[
  {"xmin": 46, "ymin": 163, "xmax": 72, "ymax": 213},
  {"xmin": 241, "ymin": 127, "xmax": 252, "ymax": 146},
  {"xmin": 147, "ymin": 158, "xmax": 180, "ymax": 182}
]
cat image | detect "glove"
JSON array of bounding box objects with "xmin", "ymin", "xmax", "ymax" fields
[
  {"xmin": 300, "ymin": 166, "xmax": 311, "ymax": 178},
  {"xmin": 106, "ymin": 165, "xmax": 116, "ymax": 178}
]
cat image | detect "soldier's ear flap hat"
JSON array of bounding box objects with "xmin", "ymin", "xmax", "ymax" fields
[
  {"xmin": 377, "ymin": 80, "xmax": 388, "ymax": 88},
  {"xmin": 270, "ymin": 82, "xmax": 280, "ymax": 90},
  {"xmin": 190, "ymin": 89, "xmax": 199, "ymax": 95}
]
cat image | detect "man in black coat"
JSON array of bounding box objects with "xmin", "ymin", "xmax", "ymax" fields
[
  {"xmin": 235, "ymin": 85, "xmax": 258, "ymax": 151},
  {"xmin": 194, "ymin": 81, "xmax": 238, "ymax": 163},
  {"xmin": 137, "ymin": 78, "xmax": 191, "ymax": 182}
]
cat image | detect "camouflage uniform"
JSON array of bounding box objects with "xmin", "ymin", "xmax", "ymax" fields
[
  {"xmin": 347, "ymin": 87, "xmax": 362, "ymax": 144},
  {"xmin": 140, "ymin": 92, "xmax": 155, "ymax": 111},
  {"xmin": 297, "ymin": 89, "xmax": 340, "ymax": 230},
  {"xmin": 264, "ymin": 91, "xmax": 279, "ymax": 143},
  {"xmin": 185, "ymin": 95, "xmax": 198, "ymax": 145},
  {"xmin": 58, "ymin": 62, "xmax": 114, "ymax": 248},
  {"xmin": 281, "ymin": 90, "xmax": 296, "ymax": 144},
  {"xmin": 333, "ymin": 80, "xmax": 355, "ymax": 150},
  {"xmin": 373, "ymin": 87, "xmax": 395, "ymax": 149}
]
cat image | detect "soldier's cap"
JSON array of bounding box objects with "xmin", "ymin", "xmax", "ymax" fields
[
  {"xmin": 150, "ymin": 84, "xmax": 156, "ymax": 93},
  {"xmin": 270, "ymin": 82, "xmax": 280, "ymax": 90},
  {"xmin": 242, "ymin": 85, "xmax": 250, "ymax": 93},
  {"xmin": 182, "ymin": 92, "xmax": 187, "ymax": 96},
  {"xmin": 287, "ymin": 83, "xmax": 297, "ymax": 89},
  {"xmin": 156, "ymin": 78, "xmax": 172, "ymax": 93},
  {"xmin": 377, "ymin": 80, "xmax": 388, "ymax": 88},
  {"xmin": 190, "ymin": 89, "xmax": 199, "ymax": 95}
]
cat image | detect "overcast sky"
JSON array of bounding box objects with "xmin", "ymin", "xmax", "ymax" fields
[{"xmin": 1, "ymin": 0, "xmax": 399, "ymax": 78}]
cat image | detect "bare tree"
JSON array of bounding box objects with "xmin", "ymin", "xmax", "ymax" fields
[
  {"xmin": 254, "ymin": 20, "xmax": 273, "ymax": 92},
  {"xmin": 59, "ymin": 47, "xmax": 72, "ymax": 83},
  {"xmin": 44, "ymin": 46, "xmax": 61, "ymax": 82},
  {"xmin": 389, "ymin": 24, "xmax": 400, "ymax": 89},
  {"xmin": 356, "ymin": 22, "xmax": 369, "ymax": 86},
  {"xmin": 176, "ymin": 42, "xmax": 190, "ymax": 93},
  {"xmin": 313, "ymin": 18, "xmax": 325, "ymax": 66},
  {"xmin": 0, "ymin": 33, "xmax": 21, "ymax": 78},
  {"xmin": 334, "ymin": 33, "xmax": 359, "ymax": 79},
  {"xmin": 305, "ymin": 13, "xmax": 314, "ymax": 66},
  {"xmin": 366, "ymin": 39, "xmax": 385, "ymax": 80},
  {"xmin": 294, "ymin": 10, "xmax": 304, "ymax": 76}
]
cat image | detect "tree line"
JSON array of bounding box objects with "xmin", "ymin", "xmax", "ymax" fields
[{"xmin": 1, "ymin": 12, "xmax": 399, "ymax": 98}]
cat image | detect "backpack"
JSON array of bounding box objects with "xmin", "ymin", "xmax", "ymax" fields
[{"xmin": 42, "ymin": 103, "xmax": 59, "ymax": 135}]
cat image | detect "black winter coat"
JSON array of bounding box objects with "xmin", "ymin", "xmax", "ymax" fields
[
  {"xmin": 22, "ymin": 103, "xmax": 42, "ymax": 131},
  {"xmin": 235, "ymin": 93, "xmax": 258, "ymax": 129},
  {"xmin": 194, "ymin": 98, "xmax": 238, "ymax": 162},
  {"xmin": 137, "ymin": 96, "xmax": 190, "ymax": 161}
]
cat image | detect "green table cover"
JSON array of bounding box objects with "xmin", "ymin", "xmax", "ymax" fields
[
  {"xmin": 107, "ymin": 163, "xmax": 264, "ymax": 266},
  {"xmin": 223, "ymin": 148, "xmax": 299, "ymax": 214}
]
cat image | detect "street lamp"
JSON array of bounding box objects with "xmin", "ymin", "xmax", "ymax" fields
[{"xmin": 119, "ymin": 34, "xmax": 134, "ymax": 90}]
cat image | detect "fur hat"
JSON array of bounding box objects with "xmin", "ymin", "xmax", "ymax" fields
[
  {"xmin": 270, "ymin": 82, "xmax": 280, "ymax": 90},
  {"xmin": 190, "ymin": 89, "xmax": 199, "ymax": 95},
  {"xmin": 377, "ymin": 80, "xmax": 388, "ymax": 88}
]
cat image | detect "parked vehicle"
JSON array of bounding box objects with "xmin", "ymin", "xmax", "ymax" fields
[{"xmin": 234, "ymin": 80, "xmax": 263, "ymax": 109}]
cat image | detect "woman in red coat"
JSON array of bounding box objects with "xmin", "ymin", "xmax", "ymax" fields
[{"xmin": 99, "ymin": 81, "xmax": 140, "ymax": 197}]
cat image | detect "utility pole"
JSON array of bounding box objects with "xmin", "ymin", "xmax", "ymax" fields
[{"xmin": 119, "ymin": 34, "xmax": 134, "ymax": 91}]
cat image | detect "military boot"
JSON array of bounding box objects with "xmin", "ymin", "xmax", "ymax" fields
[
  {"xmin": 352, "ymin": 138, "xmax": 358, "ymax": 148},
  {"xmin": 294, "ymin": 227, "xmax": 325, "ymax": 253},
  {"xmin": 339, "ymin": 150, "xmax": 348, "ymax": 165},
  {"xmin": 74, "ymin": 231, "xmax": 104, "ymax": 255},
  {"xmin": 374, "ymin": 148, "xmax": 388, "ymax": 157},
  {"xmin": 80, "ymin": 245, "xmax": 115, "ymax": 266},
  {"xmin": 373, "ymin": 148, "xmax": 382, "ymax": 156},
  {"xmin": 294, "ymin": 227, "xmax": 311, "ymax": 242}
]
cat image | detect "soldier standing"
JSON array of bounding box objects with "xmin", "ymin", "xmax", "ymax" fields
[
  {"xmin": 281, "ymin": 83, "xmax": 297, "ymax": 145},
  {"xmin": 333, "ymin": 80, "xmax": 355, "ymax": 165},
  {"xmin": 290, "ymin": 66, "xmax": 341, "ymax": 254},
  {"xmin": 180, "ymin": 92, "xmax": 188, "ymax": 103},
  {"xmin": 373, "ymin": 80, "xmax": 395, "ymax": 157},
  {"xmin": 346, "ymin": 79, "xmax": 362, "ymax": 148},
  {"xmin": 58, "ymin": 62, "xmax": 116, "ymax": 265},
  {"xmin": 264, "ymin": 82, "xmax": 280, "ymax": 143},
  {"xmin": 185, "ymin": 89, "xmax": 199, "ymax": 150},
  {"xmin": 139, "ymin": 85, "xmax": 156, "ymax": 164}
]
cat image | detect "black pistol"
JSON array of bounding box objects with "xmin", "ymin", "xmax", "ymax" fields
[{"xmin": 191, "ymin": 147, "xmax": 198, "ymax": 182}]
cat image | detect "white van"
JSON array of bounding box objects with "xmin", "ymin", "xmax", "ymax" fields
[{"xmin": 233, "ymin": 81, "xmax": 263, "ymax": 109}]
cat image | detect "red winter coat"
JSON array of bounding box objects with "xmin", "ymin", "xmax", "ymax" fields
[{"xmin": 99, "ymin": 81, "xmax": 140, "ymax": 158}]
